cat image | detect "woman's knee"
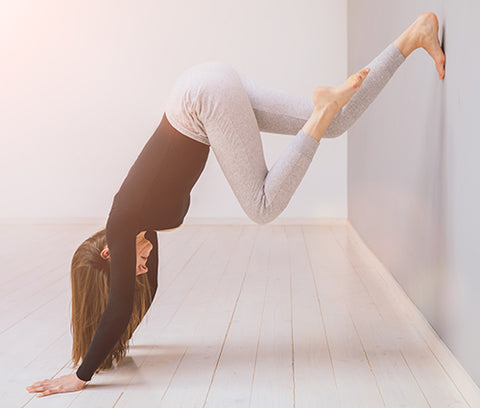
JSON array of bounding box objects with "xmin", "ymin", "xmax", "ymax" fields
[{"xmin": 245, "ymin": 205, "xmax": 277, "ymax": 225}]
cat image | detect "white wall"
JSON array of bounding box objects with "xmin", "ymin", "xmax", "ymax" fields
[
  {"xmin": 0, "ymin": 0, "xmax": 347, "ymax": 221},
  {"xmin": 347, "ymin": 0, "xmax": 480, "ymax": 385}
]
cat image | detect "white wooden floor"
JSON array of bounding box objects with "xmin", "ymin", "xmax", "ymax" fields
[{"xmin": 1, "ymin": 222, "xmax": 479, "ymax": 408}]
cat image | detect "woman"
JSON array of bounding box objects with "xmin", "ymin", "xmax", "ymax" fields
[{"xmin": 26, "ymin": 11, "xmax": 445, "ymax": 397}]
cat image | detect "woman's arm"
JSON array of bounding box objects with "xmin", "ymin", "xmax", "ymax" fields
[
  {"xmin": 26, "ymin": 210, "xmax": 139, "ymax": 397},
  {"xmin": 75, "ymin": 211, "xmax": 138, "ymax": 382}
]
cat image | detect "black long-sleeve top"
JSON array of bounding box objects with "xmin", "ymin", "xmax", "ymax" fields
[{"xmin": 75, "ymin": 113, "xmax": 210, "ymax": 381}]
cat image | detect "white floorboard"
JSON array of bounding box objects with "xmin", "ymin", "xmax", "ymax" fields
[{"xmin": 0, "ymin": 222, "xmax": 478, "ymax": 407}]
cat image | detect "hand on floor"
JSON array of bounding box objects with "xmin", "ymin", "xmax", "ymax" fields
[{"xmin": 26, "ymin": 372, "xmax": 87, "ymax": 397}]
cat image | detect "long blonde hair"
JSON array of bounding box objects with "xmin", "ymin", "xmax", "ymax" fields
[{"xmin": 70, "ymin": 228, "xmax": 153, "ymax": 374}]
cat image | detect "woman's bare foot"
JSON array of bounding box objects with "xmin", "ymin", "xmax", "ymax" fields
[
  {"xmin": 312, "ymin": 67, "xmax": 370, "ymax": 113},
  {"xmin": 393, "ymin": 12, "xmax": 446, "ymax": 79},
  {"xmin": 302, "ymin": 68, "xmax": 370, "ymax": 141}
]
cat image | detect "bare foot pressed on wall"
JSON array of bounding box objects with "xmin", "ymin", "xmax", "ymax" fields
[{"xmin": 393, "ymin": 12, "xmax": 446, "ymax": 80}]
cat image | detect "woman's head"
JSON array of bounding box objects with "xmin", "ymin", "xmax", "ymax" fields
[
  {"xmin": 99, "ymin": 230, "xmax": 153, "ymax": 276},
  {"xmin": 70, "ymin": 229, "xmax": 153, "ymax": 374}
]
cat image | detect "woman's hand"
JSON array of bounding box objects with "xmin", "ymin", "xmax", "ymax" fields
[{"xmin": 26, "ymin": 373, "xmax": 87, "ymax": 397}]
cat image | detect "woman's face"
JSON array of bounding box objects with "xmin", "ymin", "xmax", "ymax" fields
[
  {"xmin": 100, "ymin": 231, "xmax": 153, "ymax": 275},
  {"xmin": 135, "ymin": 231, "xmax": 153, "ymax": 275}
]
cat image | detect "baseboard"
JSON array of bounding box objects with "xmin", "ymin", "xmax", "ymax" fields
[
  {"xmin": 345, "ymin": 220, "xmax": 480, "ymax": 405},
  {"xmin": 0, "ymin": 217, "xmax": 107, "ymax": 225},
  {"xmin": 0, "ymin": 217, "xmax": 348, "ymax": 226},
  {"xmin": 183, "ymin": 217, "xmax": 348, "ymax": 226}
]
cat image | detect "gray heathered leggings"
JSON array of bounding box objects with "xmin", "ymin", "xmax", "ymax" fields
[{"xmin": 164, "ymin": 43, "xmax": 405, "ymax": 224}]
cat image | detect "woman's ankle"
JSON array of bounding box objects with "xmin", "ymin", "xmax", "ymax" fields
[{"xmin": 302, "ymin": 104, "xmax": 337, "ymax": 142}]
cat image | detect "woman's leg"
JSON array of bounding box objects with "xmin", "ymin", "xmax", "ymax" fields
[
  {"xmin": 236, "ymin": 42, "xmax": 405, "ymax": 139},
  {"xmin": 235, "ymin": 12, "xmax": 446, "ymax": 138},
  {"xmin": 165, "ymin": 61, "xmax": 366, "ymax": 224},
  {"xmin": 163, "ymin": 12, "xmax": 446, "ymax": 225}
]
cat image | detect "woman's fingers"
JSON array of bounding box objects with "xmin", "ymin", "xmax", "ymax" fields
[
  {"xmin": 37, "ymin": 386, "xmax": 61, "ymax": 398},
  {"xmin": 26, "ymin": 379, "xmax": 57, "ymax": 396},
  {"xmin": 27, "ymin": 379, "xmax": 51, "ymax": 395},
  {"xmin": 26, "ymin": 379, "xmax": 49, "ymax": 392},
  {"xmin": 36, "ymin": 384, "xmax": 60, "ymax": 397}
]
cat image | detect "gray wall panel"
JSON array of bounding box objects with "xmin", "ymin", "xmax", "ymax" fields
[{"xmin": 347, "ymin": 0, "xmax": 480, "ymax": 384}]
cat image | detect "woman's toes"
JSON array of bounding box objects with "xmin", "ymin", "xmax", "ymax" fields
[
  {"xmin": 350, "ymin": 68, "xmax": 370, "ymax": 88},
  {"xmin": 436, "ymin": 55, "xmax": 446, "ymax": 79},
  {"xmin": 426, "ymin": 35, "xmax": 446, "ymax": 79},
  {"xmin": 359, "ymin": 67, "xmax": 370, "ymax": 81},
  {"xmin": 437, "ymin": 64, "xmax": 445, "ymax": 79},
  {"xmin": 333, "ymin": 68, "xmax": 370, "ymax": 107},
  {"xmin": 349, "ymin": 75, "xmax": 360, "ymax": 88}
]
